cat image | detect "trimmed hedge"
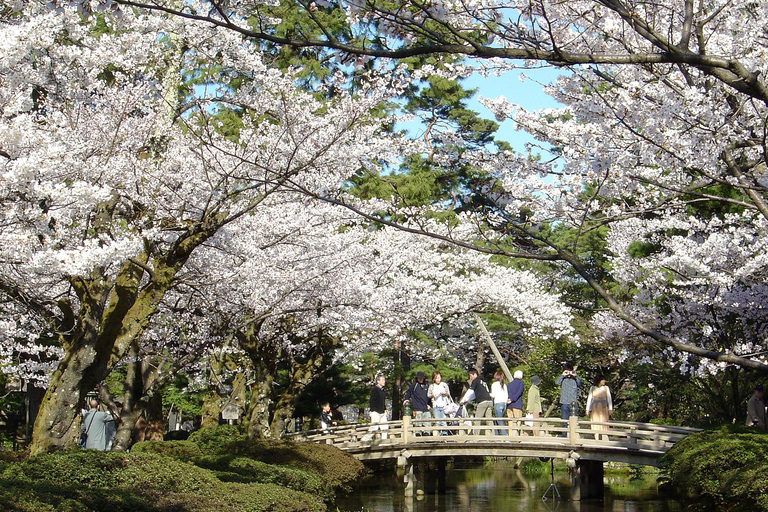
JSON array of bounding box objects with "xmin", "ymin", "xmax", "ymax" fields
[
  {"xmin": 0, "ymin": 426, "xmax": 364, "ymax": 512},
  {"xmin": 659, "ymin": 428, "xmax": 768, "ymax": 510},
  {"xmin": 186, "ymin": 426, "xmax": 366, "ymax": 489},
  {"xmin": 132, "ymin": 440, "xmax": 203, "ymax": 459},
  {"xmin": 191, "ymin": 455, "xmax": 327, "ymax": 497},
  {"xmin": 0, "ymin": 448, "xmax": 325, "ymax": 512}
]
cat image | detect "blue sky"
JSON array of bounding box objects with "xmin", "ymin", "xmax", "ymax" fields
[
  {"xmin": 463, "ymin": 68, "xmax": 564, "ymax": 151},
  {"xmin": 463, "ymin": 67, "xmax": 564, "ymax": 152},
  {"xmin": 397, "ymin": 66, "xmax": 565, "ymax": 154}
]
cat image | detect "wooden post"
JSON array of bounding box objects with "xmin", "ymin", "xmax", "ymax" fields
[
  {"xmin": 568, "ymin": 414, "xmax": 578, "ymax": 444},
  {"xmin": 473, "ymin": 313, "xmax": 513, "ymax": 382},
  {"xmin": 402, "ymin": 415, "xmax": 410, "ymax": 444},
  {"xmin": 437, "ymin": 458, "xmax": 447, "ymax": 495},
  {"xmin": 570, "ymin": 459, "xmax": 604, "ymax": 500},
  {"xmin": 404, "ymin": 460, "xmax": 414, "ymax": 497}
]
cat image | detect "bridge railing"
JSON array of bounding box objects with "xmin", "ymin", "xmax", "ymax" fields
[{"xmin": 291, "ymin": 415, "xmax": 699, "ymax": 453}]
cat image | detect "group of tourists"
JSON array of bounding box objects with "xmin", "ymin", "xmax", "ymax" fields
[{"xmin": 358, "ymin": 363, "xmax": 614, "ymax": 439}]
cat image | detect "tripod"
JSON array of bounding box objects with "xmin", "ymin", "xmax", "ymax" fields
[{"xmin": 542, "ymin": 457, "xmax": 562, "ymax": 501}]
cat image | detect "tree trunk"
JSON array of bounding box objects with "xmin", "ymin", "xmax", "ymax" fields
[
  {"xmin": 29, "ymin": 218, "xmax": 224, "ymax": 454},
  {"xmin": 144, "ymin": 393, "xmax": 165, "ymax": 441},
  {"xmin": 247, "ymin": 364, "xmax": 273, "ymax": 438}
]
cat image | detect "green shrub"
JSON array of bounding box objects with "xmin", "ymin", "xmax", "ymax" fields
[
  {"xmin": 188, "ymin": 424, "xmax": 248, "ymax": 453},
  {"xmin": 187, "ymin": 426, "xmax": 365, "ymax": 489},
  {"xmin": 132, "ymin": 440, "xmax": 202, "ymax": 459},
  {"xmin": 0, "ymin": 449, "xmax": 327, "ymax": 512},
  {"xmin": 0, "ymin": 449, "xmax": 221, "ymax": 494},
  {"xmin": 659, "ymin": 428, "xmax": 768, "ymax": 510},
  {"xmin": 191, "ymin": 455, "xmax": 327, "ymax": 496},
  {"xmin": 157, "ymin": 482, "xmax": 325, "ymax": 512}
]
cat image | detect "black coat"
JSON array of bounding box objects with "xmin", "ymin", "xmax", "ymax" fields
[{"xmin": 369, "ymin": 385, "xmax": 387, "ymax": 414}]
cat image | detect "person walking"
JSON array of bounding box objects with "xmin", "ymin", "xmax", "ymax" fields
[
  {"xmin": 81, "ymin": 399, "xmax": 114, "ymax": 451},
  {"xmin": 527, "ymin": 375, "xmax": 543, "ymax": 436},
  {"xmin": 490, "ymin": 371, "xmax": 508, "ymax": 435},
  {"xmin": 586, "ymin": 375, "xmax": 613, "ymax": 440},
  {"xmin": 555, "ymin": 363, "xmax": 582, "ymax": 436},
  {"xmin": 428, "ymin": 371, "xmax": 451, "ymax": 435},
  {"xmin": 404, "ymin": 371, "xmax": 431, "ymax": 435},
  {"xmin": 746, "ymin": 384, "xmax": 767, "ymax": 430},
  {"xmin": 459, "ymin": 368, "xmax": 493, "ymax": 435},
  {"xmin": 363, "ymin": 373, "xmax": 388, "ymax": 441},
  {"xmin": 506, "ymin": 370, "xmax": 525, "ymax": 436}
]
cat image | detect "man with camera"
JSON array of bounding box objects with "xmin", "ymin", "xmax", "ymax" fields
[{"xmin": 555, "ymin": 363, "xmax": 583, "ymax": 436}]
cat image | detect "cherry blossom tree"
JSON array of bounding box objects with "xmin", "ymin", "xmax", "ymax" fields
[
  {"xmin": 0, "ymin": 4, "xmax": 407, "ymax": 453},
  {"xmin": 107, "ymin": 0, "xmax": 768, "ymax": 372},
  {"xmin": 175, "ymin": 194, "xmax": 573, "ymax": 437}
]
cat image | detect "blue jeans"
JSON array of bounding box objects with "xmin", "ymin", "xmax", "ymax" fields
[
  {"xmin": 433, "ymin": 407, "xmax": 447, "ymax": 434},
  {"xmin": 494, "ymin": 403, "xmax": 507, "ymax": 435}
]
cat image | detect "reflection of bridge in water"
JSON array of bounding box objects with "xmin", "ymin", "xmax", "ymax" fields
[{"xmin": 292, "ymin": 415, "xmax": 700, "ymax": 500}]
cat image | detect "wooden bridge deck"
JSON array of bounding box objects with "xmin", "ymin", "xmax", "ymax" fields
[{"xmin": 292, "ymin": 415, "xmax": 700, "ymax": 467}]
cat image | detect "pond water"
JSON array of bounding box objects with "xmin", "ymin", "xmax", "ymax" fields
[{"xmin": 336, "ymin": 463, "xmax": 686, "ymax": 512}]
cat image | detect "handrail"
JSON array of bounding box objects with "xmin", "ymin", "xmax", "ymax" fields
[{"xmin": 290, "ymin": 415, "xmax": 701, "ymax": 462}]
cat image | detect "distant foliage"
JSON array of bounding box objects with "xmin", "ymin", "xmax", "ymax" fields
[{"xmin": 659, "ymin": 429, "xmax": 768, "ymax": 510}]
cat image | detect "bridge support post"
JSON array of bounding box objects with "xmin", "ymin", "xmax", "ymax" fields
[
  {"xmin": 403, "ymin": 460, "xmax": 414, "ymax": 496},
  {"xmin": 424, "ymin": 458, "xmax": 447, "ymax": 495},
  {"xmin": 569, "ymin": 459, "xmax": 604, "ymax": 501},
  {"xmin": 437, "ymin": 458, "xmax": 446, "ymax": 495}
]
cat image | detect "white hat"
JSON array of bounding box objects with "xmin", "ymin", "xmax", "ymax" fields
[{"xmin": 513, "ymin": 370, "xmax": 523, "ymax": 379}]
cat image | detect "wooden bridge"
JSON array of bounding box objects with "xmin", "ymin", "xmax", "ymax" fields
[{"xmin": 292, "ymin": 415, "xmax": 700, "ymax": 500}]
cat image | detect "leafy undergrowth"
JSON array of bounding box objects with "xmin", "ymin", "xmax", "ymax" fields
[
  {"xmin": 0, "ymin": 426, "xmax": 365, "ymax": 512},
  {"xmin": 658, "ymin": 427, "xmax": 768, "ymax": 511}
]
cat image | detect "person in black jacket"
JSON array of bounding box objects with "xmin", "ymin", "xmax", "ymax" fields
[
  {"xmin": 459, "ymin": 368, "xmax": 493, "ymax": 435},
  {"xmin": 363, "ymin": 373, "xmax": 388, "ymax": 441},
  {"xmin": 319, "ymin": 402, "xmax": 336, "ymax": 433},
  {"xmin": 404, "ymin": 371, "xmax": 431, "ymax": 435}
]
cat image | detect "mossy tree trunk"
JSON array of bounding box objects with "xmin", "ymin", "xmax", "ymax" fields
[
  {"xmin": 200, "ymin": 389, "xmax": 223, "ymax": 429},
  {"xmin": 268, "ymin": 341, "xmax": 331, "ymax": 436},
  {"xmin": 237, "ymin": 318, "xmax": 336, "ymax": 438},
  {"xmin": 29, "ymin": 214, "xmax": 224, "ymax": 455}
]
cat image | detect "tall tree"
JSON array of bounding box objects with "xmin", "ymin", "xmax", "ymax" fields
[
  {"xmin": 115, "ymin": 0, "xmax": 768, "ymax": 371},
  {"xmin": 0, "ymin": 5, "xmax": 402, "ymax": 452}
]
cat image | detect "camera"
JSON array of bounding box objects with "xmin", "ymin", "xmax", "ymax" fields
[{"xmin": 563, "ymin": 370, "xmax": 573, "ymax": 377}]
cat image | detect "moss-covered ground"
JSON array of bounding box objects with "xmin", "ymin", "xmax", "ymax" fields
[{"xmin": 0, "ymin": 425, "xmax": 365, "ymax": 512}]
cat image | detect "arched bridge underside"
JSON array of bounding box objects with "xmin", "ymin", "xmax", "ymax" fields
[{"xmin": 292, "ymin": 416, "xmax": 700, "ymax": 467}]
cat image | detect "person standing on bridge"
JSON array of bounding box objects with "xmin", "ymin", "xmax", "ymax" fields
[
  {"xmin": 491, "ymin": 371, "xmax": 508, "ymax": 435},
  {"xmin": 746, "ymin": 384, "xmax": 767, "ymax": 430},
  {"xmin": 527, "ymin": 375, "xmax": 543, "ymax": 436},
  {"xmin": 586, "ymin": 375, "xmax": 612, "ymax": 440},
  {"xmin": 506, "ymin": 370, "xmax": 525, "ymax": 436},
  {"xmin": 459, "ymin": 368, "xmax": 493, "ymax": 435},
  {"xmin": 555, "ymin": 363, "xmax": 583, "ymax": 436},
  {"xmin": 428, "ymin": 371, "xmax": 451, "ymax": 435},
  {"xmin": 363, "ymin": 373, "xmax": 388, "ymax": 441},
  {"xmin": 404, "ymin": 371, "xmax": 431, "ymax": 436}
]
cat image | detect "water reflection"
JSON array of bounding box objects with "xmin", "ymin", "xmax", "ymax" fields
[{"xmin": 336, "ymin": 465, "xmax": 684, "ymax": 512}]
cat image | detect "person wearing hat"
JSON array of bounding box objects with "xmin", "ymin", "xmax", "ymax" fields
[
  {"xmin": 527, "ymin": 375, "xmax": 543, "ymax": 436},
  {"xmin": 506, "ymin": 370, "xmax": 525, "ymax": 436},
  {"xmin": 404, "ymin": 371, "xmax": 431, "ymax": 435},
  {"xmin": 746, "ymin": 384, "xmax": 767, "ymax": 430}
]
